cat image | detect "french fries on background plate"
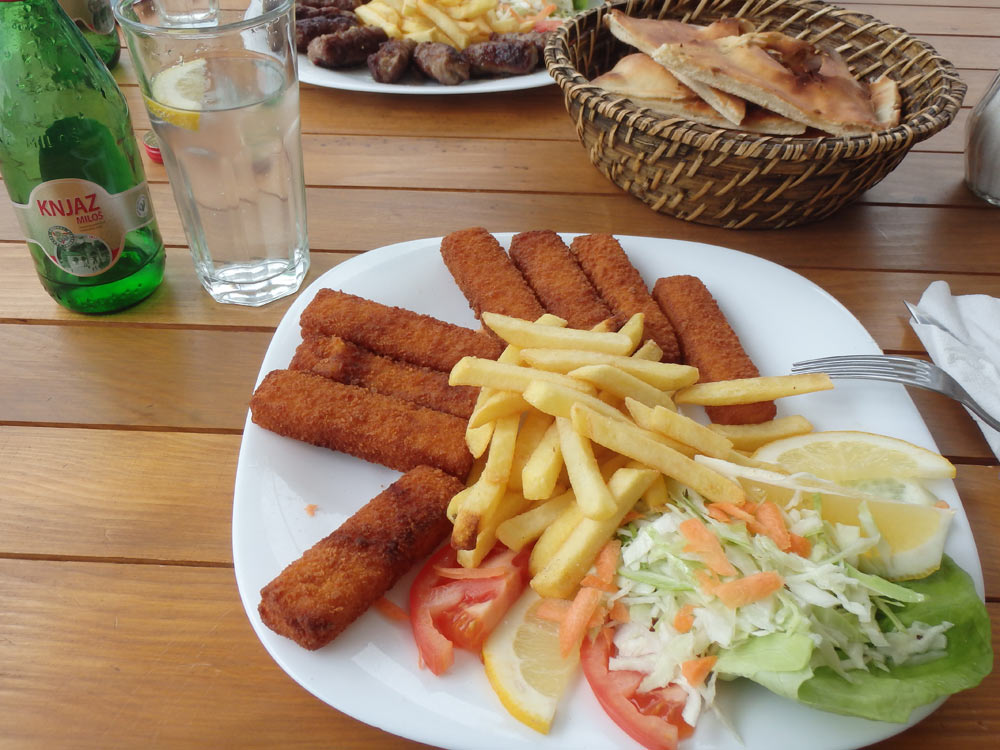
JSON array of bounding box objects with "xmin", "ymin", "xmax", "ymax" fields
[
  {"xmin": 447, "ymin": 311, "xmax": 830, "ymax": 600},
  {"xmin": 356, "ymin": 0, "xmax": 536, "ymax": 49}
]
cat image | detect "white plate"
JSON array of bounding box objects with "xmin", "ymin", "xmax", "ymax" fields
[
  {"xmin": 298, "ymin": 54, "xmax": 553, "ymax": 94},
  {"xmin": 232, "ymin": 234, "xmax": 985, "ymax": 750}
]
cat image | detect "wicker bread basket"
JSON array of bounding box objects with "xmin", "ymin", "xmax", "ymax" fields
[{"xmin": 545, "ymin": 0, "xmax": 966, "ymax": 229}]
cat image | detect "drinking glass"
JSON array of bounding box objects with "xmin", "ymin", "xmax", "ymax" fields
[{"xmin": 115, "ymin": 0, "xmax": 310, "ymax": 306}]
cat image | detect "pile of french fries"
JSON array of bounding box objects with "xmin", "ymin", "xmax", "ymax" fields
[
  {"xmin": 356, "ymin": 0, "xmax": 533, "ymax": 49},
  {"xmin": 447, "ymin": 311, "xmax": 832, "ymax": 600}
]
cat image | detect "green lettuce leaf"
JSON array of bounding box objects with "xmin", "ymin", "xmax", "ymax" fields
[{"xmin": 791, "ymin": 556, "xmax": 991, "ymax": 723}]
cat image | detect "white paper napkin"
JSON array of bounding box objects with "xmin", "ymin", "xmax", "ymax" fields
[{"xmin": 908, "ymin": 280, "xmax": 1000, "ymax": 458}]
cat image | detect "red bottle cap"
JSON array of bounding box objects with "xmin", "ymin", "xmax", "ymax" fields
[{"xmin": 143, "ymin": 131, "xmax": 163, "ymax": 164}]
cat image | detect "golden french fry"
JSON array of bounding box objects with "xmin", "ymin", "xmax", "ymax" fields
[
  {"xmin": 482, "ymin": 311, "xmax": 635, "ymax": 355},
  {"xmin": 528, "ymin": 499, "xmax": 583, "ymax": 577},
  {"xmin": 557, "ymin": 416, "xmax": 616, "ymax": 520},
  {"xmin": 520, "ymin": 348, "xmax": 699, "ymax": 390},
  {"xmin": 458, "ymin": 490, "xmax": 531, "ymax": 568},
  {"xmin": 640, "ymin": 471, "xmax": 669, "ymax": 507},
  {"xmin": 355, "ymin": 5, "xmax": 402, "ymax": 37},
  {"xmin": 570, "ymin": 403, "xmax": 745, "ymax": 505},
  {"xmin": 626, "ymin": 398, "xmax": 735, "ymax": 458},
  {"xmin": 417, "ymin": 0, "xmax": 470, "ymax": 47},
  {"xmin": 530, "ymin": 467, "xmax": 659, "ymax": 599},
  {"xmin": 496, "ymin": 489, "xmax": 575, "ymax": 551},
  {"xmin": 401, "ymin": 0, "xmax": 421, "ymax": 16},
  {"xmin": 569, "ymin": 364, "xmax": 674, "ymax": 410},
  {"xmin": 622, "ymin": 399, "xmax": 698, "ymax": 457},
  {"xmin": 467, "ymin": 389, "xmax": 530, "ymax": 429},
  {"xmin": 617, "ymin": 313, "xmax": 644, "ymax": 351},
  {"xmin": 521, "ymin": 419, "xmax": 563, "ymax": 500},
  {"xmin": 380, "ymin": 0, "xmax": 405, "ymax": 10},
  {"xmin": 632, "ymin": 339, "xmax": 663, "ymax": 362},
  {"xmin": 450, "ymin": 357, "xmax": 596, "ymax": 395},
  {"xmin": 485, "ymin": 6, "xmax": 521, "ymax": 33},
  {"xmin": 674, "ymin": 373, "xmax": 834, "ymax": 406},
  {"xmin": 444, "ymin": 0, "xmax": 496, "ymax": 20},
  {"xmin": 508, "ymin": 410, "xmax": 554, "ymax": 492},
  {"xmin": 522, "ymin": 380, "xmax": 629, "ymax": 424},
  {"xmin": 707, "ymin": 414, "xmax": 815, "ymax": 451}
]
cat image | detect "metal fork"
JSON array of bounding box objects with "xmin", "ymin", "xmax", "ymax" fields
[{"xmin": 791, "ymin": 354, "xmax": 1000, "ymax": 432}]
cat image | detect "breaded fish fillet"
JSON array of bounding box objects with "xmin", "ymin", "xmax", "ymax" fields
[
  {"xmin": 508, "ymin": 230, "xmax": 616, "ymax": 330},
  {"xmin": 250, "ymin": 369, "xmax": 473, "ymax": 478},
  {"xmin": 291, "ymin": 335, "xmax": 478, "ymax": 419},
  {"xmin": 300, "ymin": 288, "xmax": 503, "ymax": 372},
  {"xmin": 258, "ymin": 465, "xmax": 463, "ymax": 650},
  {"xmin": 440, "ymin": 227, "xmax": 545, "ymax": 323},
  {"xmin": 652, "ymin": 275, "xmax": 777, "ymax": 425},
  {"xmin": 570, "ymin": 234, "xmax": 681, "ymax": 363}
]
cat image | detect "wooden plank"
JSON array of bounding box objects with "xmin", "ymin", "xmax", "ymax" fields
[
  {"xmin": 0, "ymin": 324, "xmax": 270, "ymax": 430},
  {"xmin": 0, "ymin": 427, "xmax": 238, "ymax": 563},
  {"xmin": 843, "ymin": 0, "xmax": 1000, "ymax": 11},
  {"xmin": 3, "ymin": 188, "xmax": 999, "ymax": 272},
  {"xmin": 839, "ymin": 4, "xmax": 1000, "ymax": 35},
  {"xmin": 0, "ymin": 559, "xmax": 995, "ymax": 749},
  {"xmin": 0, "ymin": 243, "xmax": 352, "ymax": 328}
]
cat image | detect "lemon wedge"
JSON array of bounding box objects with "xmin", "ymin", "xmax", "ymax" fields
[
  {"xmin": 696, "ymin": 456, "xmax": 954, "ymax": 581},
  {"xmin": 482, "ymin": 590, "xmax": 579, "ymax": 734},
  {"xmin": 146, "ymin": 58, "xmax": 209, "ymax": 131},
  {"xmin": 752, "ymin": 430, "xmax": 956, "ymax": 482}
]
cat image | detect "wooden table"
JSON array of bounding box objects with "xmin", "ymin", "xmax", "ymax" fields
[{"xmin": 1, "ymin": 2, "xmax": 997, "ymax": 747}]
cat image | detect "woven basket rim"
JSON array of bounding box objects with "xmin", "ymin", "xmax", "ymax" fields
[{"xmin": 544, "ymin": 0, "xmax": 967, "ymax": 160}]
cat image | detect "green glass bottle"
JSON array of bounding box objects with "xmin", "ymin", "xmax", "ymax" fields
[
  {"xmin": 57, "ymin": 0, "xmax": 121, "ymax": 68},
  {"xmin": 0, "ymin": 0, "xmax": 165, "ymax": 313}
]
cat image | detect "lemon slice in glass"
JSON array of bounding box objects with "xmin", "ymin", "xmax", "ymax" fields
[
  {"xmin": 482, "ymin": 590, "xmax": 579, "ymax": 734},
  {"xmin": 145, "ymin": 58, "xmax": 208, "ymax": 131},
  {"xmin": 752, "ymin": 430, "xmax": 956, "ymax": 482}
]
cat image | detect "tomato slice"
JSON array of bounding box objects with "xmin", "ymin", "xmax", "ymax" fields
[
  {"xmin": 409, "ymin": 544, "xmax": 529, "ymax": 675},
  {"xmin": 580, "ymin": 628, "xmax": 694, "ymax": 750}
]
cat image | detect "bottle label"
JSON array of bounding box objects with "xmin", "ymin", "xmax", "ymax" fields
[
  {"xmin": 12, "ymin": 179, "xmax": 155, "ymax": 277},
  {"xmin": 58, "ymin": 0, "xmax": 116, "ymax": 35}
]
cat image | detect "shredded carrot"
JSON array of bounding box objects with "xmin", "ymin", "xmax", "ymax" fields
[
  {"xmin": 587, "ymin": 604, "xmax": 609, "ymax": 630},
  {"xmin": 304, "ymin": 503, "xmax": 319, "ymax": 516},
  {"xmin": 581, "ymin": 574, "xmax": 618, "ymax": 593},
  {"xmin": 593, "ymin": 539, "xmax": 622, "ymax": 585},
  {"xmin": 742, "ymin": 501, "xmax": 759, "ymax": 514},
  {"xmin": 559, "ymin": 585, "xmax": 603, "ymax": 657},
  {"xmin": 705, "ymin": 504, "xmax": 731, "ymax": 524},
  {"xmin": 679, "ymin": 517, "xmax": 737, "ymax": 576},
  {"xmin": 935, "ymin": 499, "xmax": 950, "ymax": 509},
  {"xmin": 681, "ymin": 655, "xmax": 717, "ymax": 687},
  {"xmin": 695, "ymin": 569, "xmax": 720, "ymax": 596},
  {"xmin": 622, "ymin": 510, "xmax": 645, "ymax": 524},
  {"xmin": 673, "ymin": 603, "xmax": 696, "ymax": 633},
  {"xmin": 373, "ymin": 596, "xmax": 409, "ymax": 623},
  {"xmin": 711, "ymin": 502, "xmax": 756, "ymax": 525},
  {"xmin": 789, "ymin": 532, "xmax": 812, "ymax": 558},
  {"xmin": 713, "ymin": 571, "xmax": 784, "ymax": 608},
  {"xmin": 609, "ymin": 599, "xmax": 630, "ymax": 624},
  {"xmin": 433, "ymin": 565, "xmax": 505, "ymax": 580},
  {"xmin": 754, "ymin": 501, "xmax": 792, "ymax": 551},
  {"xmin": 536, "ymin": 597, "xmax": 572, "ymax": 623},
  {"xmin": 524, "ymin": 2, "xmax": 556, "ymax": 24}
]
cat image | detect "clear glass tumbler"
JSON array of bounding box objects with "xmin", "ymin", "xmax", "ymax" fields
[
  {"xmin": 115, "ymin": 0, "xmax": 310, "ymax": 306},
  {"xmin": 965, "ymin": 69, "xmax": 1000, "ymax": 208}
]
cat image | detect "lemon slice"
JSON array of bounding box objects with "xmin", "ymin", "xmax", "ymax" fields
[
  {"xmin": 146, "ymin": 58, "xmax": 209, "ymax": 131},
  {"xmin": 752, "ymin": 430, "xmax": 956, "ymax": 482},
  {"xmin": 482, "ymin": 590, "xmax": 579, "ymax": 734},
  {"xmin": 697, "ymin": 456, "xmax": 954, "ymax": 580}
]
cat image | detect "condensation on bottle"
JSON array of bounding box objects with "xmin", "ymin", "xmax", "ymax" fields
[
  {"xmin": 58, "ymin": 0, "xmax": 120, "ymax": 68},
  {"xmin": 0, "ymin": 0, "xmax": 166, "ymax": 314},
  {"xmin": 965, "ymin": 70, "xmax": 1000, "ymax": 208}
]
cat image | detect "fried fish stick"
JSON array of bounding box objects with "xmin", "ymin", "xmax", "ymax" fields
[
  {"xmin": 652, "ymin": 275, "xmax": 777, "ymax": 425},
  {"xmin": 250, "ymin": 369, "xmax": 473, "ymax": 478},
  {"xmin": 440, "ymin": 227, "xmax": 546, "ymax": 324},
  {"xmin": 258, "ymin": 465, "xmax": 463, "ymax": 650},
  {"xmin": 300, "ymin": 288, "xmax": 502, "ymax": 372},
  {"xmin": 291, "ymin": 335, "xmax": 478, "ymax": 419},
  {"xmin": 508, "ymin": 230, "xmax": 617, "ymax": 330},
  {"xmin": 570, "ymin": 234, "xmax": 681, "ymax": 363}
]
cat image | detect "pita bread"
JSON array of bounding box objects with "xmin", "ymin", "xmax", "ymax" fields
[
  {"xmin": 651, "ymin": 32, "xmax": 880, "ymax": 135},
  {"xmin": 592, "ymin": 53, "xmax": 807, "ymax": 135},
  {"xmin": 870, "ymin": 74, "xmax": 901, "ymax": 128},
  {"xmin": 605, "ymin": 10, "xmax": 748, "ymax": 125}
]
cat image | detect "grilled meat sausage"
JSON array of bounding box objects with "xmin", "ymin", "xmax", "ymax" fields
[
  {"xmin": 413, "ymin": 41, "xmax": 470, "ymax": 85},
  {"xmin": 367, "ymin": 38, "xmax": 417, "ymax": 83},
  {"xmin": 298, "ymin": 0, "xmax": 361, "ymax": 10},
  {"xmin": 307, "ymin": 25, "xmax": 389, "ymax": 69},
  {"xmin": 464, "ymin": 38, "xmax": 538, "ymax": 76},
  {"xmin": 295, "ymin": 14, "xmax": 358, "ymax": 53},
  {"xmin": 490, "ymin": 30, "xmax": 552, "ymax": 64}
]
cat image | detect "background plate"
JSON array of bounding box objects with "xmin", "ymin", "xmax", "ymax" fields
[{"xmin": 233, "ymin": 234, "xmax": 984, "ymax": 750}]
